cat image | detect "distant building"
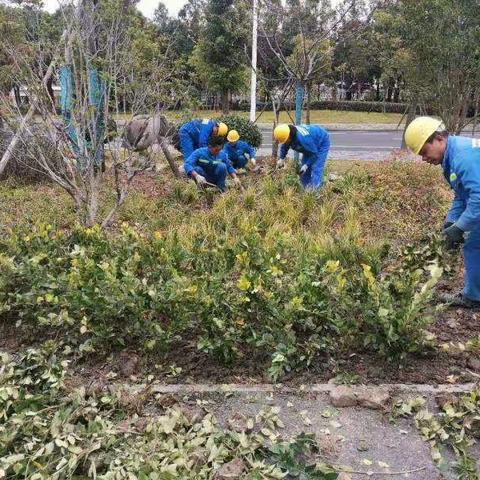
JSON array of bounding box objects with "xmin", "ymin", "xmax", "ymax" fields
[{"xmin": 9, "ymin": 85, "xmax": 61, "ymax": 108}]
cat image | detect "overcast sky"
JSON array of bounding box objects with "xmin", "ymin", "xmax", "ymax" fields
[
  {"xmin": 44, "ymin": 0, "xmax": 341, "ymax": 19},
  {"xmin": 44, "ymin": 0, "xmax": 188, "ymax": 18}
]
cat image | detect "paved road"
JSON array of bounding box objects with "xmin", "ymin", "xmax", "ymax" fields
[
  {"xmin": 258, "ymin": 127, "xmax": 405, "ymax": 160},
  {"xmin": 258, "ymin": 126, "xmax": 480, "ymax": 160}
]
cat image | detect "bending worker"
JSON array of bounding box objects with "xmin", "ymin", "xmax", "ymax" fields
[
  {"xmin": 184, "ymin": 136, "xmax": 241, "ymax": 192},
  {"xmin": 274, "ymin": 124, "xmax": 330, "ymax": 190},
  {"xmin": 178, "ymin": 118, "xmax": 228, "ymax": 160},
  {"xmin": 405, "ymin": 116, "xmax": 480, "ymax": 308},
  {"xmin": 223, "ymin": 130, "xmax": 257, "ymax": 169}
]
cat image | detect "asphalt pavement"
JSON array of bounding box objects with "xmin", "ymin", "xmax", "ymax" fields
[
  {"xmin": 258, "ymin": 125, "xmax": 480, "ymax": 160},
  {"xmin": 259, "ymin": 128, "xmax": 402, "ymax": 154},
  {"xmin": 258, "ymin": 127, "xmax": 405, "ymax": 160}
]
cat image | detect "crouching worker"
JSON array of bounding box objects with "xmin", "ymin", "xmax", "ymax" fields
[
  {"xmin": 178, "ymin": 118, "xmax": 228, "ymax": 161},
  {"xmin": 404, "ymin": 116, "xmax": 480, "ymax": 308},
  {"xmin": 274, "ymin": 124, "xmax": 330, "ymax": 190},
  {"xmin": 223, "ymin": 130, "xmax": 257, "ymax": 169},
  {"xmin": 184, "ymin": 136, "xmax": 241, "ymax": 192}
]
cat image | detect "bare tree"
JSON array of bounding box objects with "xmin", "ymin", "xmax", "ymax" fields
[
  {"xmin": 0, "ymin": 0, "xmax": 182, "ymax": 228},
  {"xmin": 257, "ymin": 0, "xmax": 376, "ymax": 155}
]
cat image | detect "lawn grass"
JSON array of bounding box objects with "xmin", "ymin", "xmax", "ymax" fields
[{"xmin": 114, "ymin": 109, "xmax": 405, "ymax": 125}]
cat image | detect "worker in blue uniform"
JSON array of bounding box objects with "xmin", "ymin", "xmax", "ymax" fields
[
  {"xmin": 223, "ymin": 130, "xmax": 257, "ymax": 169},
  {"xmin": 178, "ymin": 119, "xmax": 228, "ymax": 161},
  {"xmin": 405, "ymin": 116, "xmax": 480, "ymax": 308},
  {"xmin": 184, "ymin": 135, "xmax": 241, "ymax": 192},
  {"xmin": 274, "ymin": 124, "xmax": 330, "ymax": 190}
]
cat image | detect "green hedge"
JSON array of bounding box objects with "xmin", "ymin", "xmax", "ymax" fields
[
  {"xmin": 219, "ymin": 114, "xmax": 263, "ymax": 148},
  {"xmin": 0, "ymin": 220, "xmax": 444, "ymax": 380},
  {"xmin": 228, "ymin": 100, "xmax": 435, "ymax": 115},
  {"xmin": 310, "ymin": 100, "xmax": 407, "ymax": 114}
]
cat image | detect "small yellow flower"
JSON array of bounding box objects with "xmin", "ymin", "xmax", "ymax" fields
[
  {"xmin": 290, "ymin": 296, "xmax": 303, "ymax": 309},
  {"xmin": 237, "ymin": 275, "xmax": 251, "ymax": 291},
  {"xmin": 325, "ymin": 260, "xmax": 340, "ymax": 273}
]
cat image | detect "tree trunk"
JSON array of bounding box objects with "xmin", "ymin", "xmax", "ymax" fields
[
  {"xmin": 346, "ymin": 88, "xmax": 352, "ymax": 101},
  {"xmin": 386, "ymin": 83, "xmax": 393, "ymax": 103},
  {"xmin": 86, "ymin": 171, "xmax": 101, "ymax": 227},
  {"xmin": 393, "ymin": 84, "xmax": 400, "ymax": 103},
  {"xmin": 221, "ymin": 90, "xmax": 229, "ymax": 114},
  {"xmin": 472, "ymin": 96, "xmax": 479, "ymax": 136},
  {"xmin": 271, "ymin": 94, "xmax": 280, "ymax": 159},
  {"xmin": 294, "ymin": 82, "xmax": 304, "ymax": 162},
  {"xmin": 401, "ymin": 102, "xmax": 417, "ymax": 149},
  {"xmin": 123, "ymin": 77, "xmax": 127, "ymax": 114},
  {"xmin": 13, "ymin": 85, "xmax": 21, "ymax": 107},
  {"xmin": 46, "ymin": 75, "xmax": 55, "ymax": 111},
  {"xmin": 114, "ymin": 76, "xmax": 119, "ymax": 116},
  {"xmin": 306, "ymin": 84, "xmax": 311, "ymax": 124},
  {"xmin": 160, "ymin": 141, "xmax": 180, "ymax": 177}
]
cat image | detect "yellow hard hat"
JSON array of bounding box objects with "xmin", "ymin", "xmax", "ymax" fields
[
  {"xmin": 216, "ymin": 122, "xmax": 228, "ymax": 136},
  {"xmin": 274, "ymin": 124, "xmax": 290, "ymax": 144},
  {"xmin": 404, "ymin": 117, "xmax": 444, "ymax": 154},
  {"xmin": 227, "ymin": 130, "xmax": 240, "ymax": 142}
]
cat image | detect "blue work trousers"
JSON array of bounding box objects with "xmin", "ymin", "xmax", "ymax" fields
[
  {"xmin": 300, "ymin": 159, "xmax": 324, "ymax": 190},
  {"xmin": 231, "ymin": 155, "xmax": 248, "ymax": 169},
  {"xmin": 464, "ymin": 228, "xmax": 480, "ymax": 301},
  {"xmin": 192, "ymin": 163, "xmax": 228, "ymax": 191}
]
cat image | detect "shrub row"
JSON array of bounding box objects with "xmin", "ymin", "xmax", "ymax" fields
[
  {"xmin": 226, "ymin": 100, "xmax": 410, "ymax": 114},
  {"xmin": 0, "ymin": 220, "xmax": 445, "ymax": 379}
]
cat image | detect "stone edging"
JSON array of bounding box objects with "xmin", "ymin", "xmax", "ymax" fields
[{"xmin": 148, "ymin": 382, "xmax": 477, "ymax": 395}]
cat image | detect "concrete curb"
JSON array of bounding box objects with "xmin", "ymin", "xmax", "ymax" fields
[{"xmin": 148, "ymin": 382, "xmax": 478, "ymax": 395}]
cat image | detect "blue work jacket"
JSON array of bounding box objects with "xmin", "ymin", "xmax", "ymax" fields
[
  {"xmin": 184, "ymin": 147, "xmax": 235, "ymax": 176},
  {"xmin": 279, "ymin": 124, "xmax": 330, "ymax": 166},
  {"xmin": 223, "ymin": 140, "xmax": 256, "ymax": 163},
  {"xmin": 443, "ymin": 136, "xmax": 480, "ymax": 232},
  {"xmin": 179, "ymin": 119, "xmax": 217, "ymax": 148}
]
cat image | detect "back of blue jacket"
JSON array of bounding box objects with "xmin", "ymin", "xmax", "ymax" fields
[
  {"xmin": 184, "ymin": 147, "xmax": 235, "ymax": 176},
  {"xmin": 279, "ymin": 124, "xmax": 330, "ymax": 165},
  {"xmin": 179, "ymin": 119, "xmax": 216, "ymax": 147},
  {"xmin": 223, "ymin": 140, "xmax": 256, "ymax": 162},
  {"xmin": 442, "ymin": 136, "xmax": 480, "ymax": 232}
]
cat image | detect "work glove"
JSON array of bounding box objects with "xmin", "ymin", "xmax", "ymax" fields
[
  {"xmin": 250, "ymin": 157, "xmax": 256, "ymax": 167},
  {"xmin": 443, "ymin": 221, "xmax": 454, "ymax": 230},
  {"xmin": 299, "ymin": 164, "xmax": 308, "ymax": 175},
  {"xmin": 442, "ymin": 223, "xmax": 464, "ymax": 250},
  {"xmin": 276, "ymin": 158, "xmax": 285, "ymax": 169},
  {"xmin": 195, "ymin": 174, "xmax": 207, "ymax": 186},
  {"xmin": 232, "ymin": 176, "xmax": 242, "ymax": 187}
]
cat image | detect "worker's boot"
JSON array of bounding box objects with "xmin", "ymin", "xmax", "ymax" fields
[{"xmin": 438, "ymin": 291, "xmax": 480, "ymax": 309}]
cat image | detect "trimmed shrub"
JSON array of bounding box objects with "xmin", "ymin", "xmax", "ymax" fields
[{"xmin": 219, "ymin": 114, "xmax": 263, "ymax": 148}]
